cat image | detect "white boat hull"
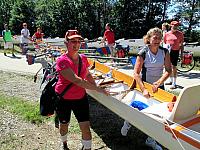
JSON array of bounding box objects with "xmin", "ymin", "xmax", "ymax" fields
[
  {"xmin": 87, "ymin": 89, "xmax": 200, "ymax": 150},
  {"xmin": 86, "ymin": 59, "xmax": 200, "ymax": 150}
]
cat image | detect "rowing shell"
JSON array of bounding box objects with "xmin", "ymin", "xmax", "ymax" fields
[{"xmin": 86, "ymin": 59, "xmax": 200, "ymax": 150}]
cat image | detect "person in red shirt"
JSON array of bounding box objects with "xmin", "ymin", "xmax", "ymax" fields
[
  {"xmin": 101, "ymin": 23, "xmax": 115, "ymax": 57},
  {"xmin": 32, "ymin": 27, "xmax": 44, "ymax": 42},
  {"xmin": 164, "ymin": 21, "xmax": 184, "ymax": 89}
]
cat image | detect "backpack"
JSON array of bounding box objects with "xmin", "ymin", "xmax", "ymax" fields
[
  {"xmin": 39, "ymin": 55, "xmax": 82, "ymax": 116},
  {"xmin": 117, "ymin": 49, "xmax": 125, "ymax": 58},
  {"xmin": 40, "ymin": 76, "xmax": 58, "ymax": 116}
]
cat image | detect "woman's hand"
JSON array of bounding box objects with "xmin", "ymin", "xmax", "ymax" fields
[
  {"xmin": 152, "ymin": 81, "xmax": 160, "ymax": 93},
  {"xmin": 96, "ymin": 87, "xmax": 110, "ymax": 96},
  {"xmin": 143, "ymin": 89, "xmax": 150, "ymax": 99},
  {"xmin": 167, "ymin": 102, "xmax": 175, "ymax": 112}
]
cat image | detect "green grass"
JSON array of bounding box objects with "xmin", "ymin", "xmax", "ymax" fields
[
  {"xmin": 0, "ymin": 93, "xmax": 80, "ymax": 133},
  {"xmin": 0, "ymin": 93, "xmax": 49, "ymax": 125}
]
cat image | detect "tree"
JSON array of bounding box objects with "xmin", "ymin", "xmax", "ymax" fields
[
  {"xmin": 2, "ymin": 0, "xmax": 168, "ymax": 39},
  {"xmin": 76, "ymin": 0, "xmax": 100, "ymax": 39},
  {"xmin": 35, "ymin": 0, "xmax": 57, "ymax": 37},
  {"xmin": 113, "ymin": 0, "xmax": 155, "ymax": 38},
  {"xmin": 9, "ymin": 0, "xmax": 35, "ymax": 35},
  {"xmin": 0, "ymin": 0, "xmax": 15, "ymax": 32}
]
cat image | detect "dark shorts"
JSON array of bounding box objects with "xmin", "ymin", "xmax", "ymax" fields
[
  {"xmin": 170, "ymin": 50, "xmax": 180, "ymax": 66},
  {"xmin": 56, "ymin": 94, "xmax": 89, "ymax": 124}
]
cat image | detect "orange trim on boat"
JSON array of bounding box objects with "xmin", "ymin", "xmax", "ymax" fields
[
  {"xmin": 94, "ymin": 61, "xmax": 110, "ymax": 73},
  {"xmin": 135, "ymin": 82, "xmax": 176, "ymax": 103},
  {"xmin": 174, "ymin": 116, "xmax": 200, "ymax": 131},
  {"xmin": 165, "ymin": 120, "xmax": 200, "ymax": 149},
  {"xmin": 92, "ymin": 60, "xmax": 176, "ymax": 103},
  {"xmin": 112, "ymin": 69, "xmax": 134, "ymax": 87}
]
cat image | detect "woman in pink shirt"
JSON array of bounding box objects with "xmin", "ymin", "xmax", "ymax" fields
[
  {"xmin": 55, "ymin": 30, "xmax": 107, "ymax": 150},
  {"xmin": 164, "ymin": 21, "xmax": 184, "ymax": 89}
]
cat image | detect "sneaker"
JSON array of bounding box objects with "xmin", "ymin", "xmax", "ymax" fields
[
  {"xmin": 63, "ymin": 143, "xmax": 69, "ymax": 150},
  {"xmin": 4, "ymin": 53, "xmax": 7, "ymax": 56},
  {"xmin": 165, "ymin": 82, "xmax": 172, "ymax": 85},
  {"xmin": 170, "ymin": 84, "xmax": 176, "ymax": 89},
  {"xmin": 121, "ymin": 121, "xmax": 131, "ymax": 136},
  {"xmin": 145, "ymin": 137, "xmax": 163, "ymax": 150}
]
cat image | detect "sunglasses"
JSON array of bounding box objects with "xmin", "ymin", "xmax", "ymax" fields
[{"xmin": 23, "ymin": 25, "xmax": 27, "ymax": 27}]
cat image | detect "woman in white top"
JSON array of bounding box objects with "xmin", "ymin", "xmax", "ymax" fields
[{"xmin": 121, "ymin": 27, "xmax": 172, "ymax": 150}]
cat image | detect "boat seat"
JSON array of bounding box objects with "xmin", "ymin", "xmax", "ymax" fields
[{"xmin": 141, "ymin": 84, "xmax": 200, "ymax": 122}]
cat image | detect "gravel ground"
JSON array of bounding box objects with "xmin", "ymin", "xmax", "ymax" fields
[
  {"xmin": 0, "ymin": 70, "xmax": 83, "ymax": 150},
  {"xmin": 0, "ymin": 71, "xmax": 109, "ymax": 150},
  {"xmin": 0, "ymin": 70, "xmax": 163, "ymax": 150}
]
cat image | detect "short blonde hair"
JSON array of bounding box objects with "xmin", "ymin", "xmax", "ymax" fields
[
  {"xmin": 143, "ymin": 27, "xmax": 162, "ymax": 44},
  {"xmin": 162, "ymin": 22, "xmax": 170, "ymax": 30},
  {"xmin": 162, "ymin": 22, "xmax": 169, "ymax": 27}
]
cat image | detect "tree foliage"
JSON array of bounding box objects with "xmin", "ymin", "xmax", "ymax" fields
[
  {"xmin": 1, "ymin": 0, "xmax": 193, "ymax": 39},
  {"xmin": 0, "ymin": 0, "xmax": 15, "ymax": 31},
  {"xmin": 9, "ymin": 0, "xmax": 35, "ymax": 34}
]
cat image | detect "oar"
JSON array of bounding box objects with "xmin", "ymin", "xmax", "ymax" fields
[
  {"xmin": 100, "ymin": 80, "xmax": 124, "ymax": 87},
  {"xmin": 109, "ymin": 89, "xmax": 132, "ymax": 96},
  {"xmin": 98, "ymin": 79, "xmax": 115, "ymax": 86}
]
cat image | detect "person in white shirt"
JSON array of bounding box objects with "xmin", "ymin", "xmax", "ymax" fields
[{"xmin": 20, "ymin": 23, "xmax": 30, "ymax": 55}]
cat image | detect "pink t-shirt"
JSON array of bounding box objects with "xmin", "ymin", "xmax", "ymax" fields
[
  {"xmin": 55, "ymin": 54, "xmax": 90, "ymax": 100},
  {"xmin": 104, "ymin": 29, "xmax": 115, "ymax": 44},
  {"xmin": 164, "ymin": 30, "xmax": 184, "ymax": 51}
]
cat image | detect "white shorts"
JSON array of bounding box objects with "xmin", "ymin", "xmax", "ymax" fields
[
  {"xmin": 107, "ymin": 43, "xmax": 116, "ymax": 55},
  {"xmin": 4, "ymin": 42, "xmax": 13, "ymax": 49}
]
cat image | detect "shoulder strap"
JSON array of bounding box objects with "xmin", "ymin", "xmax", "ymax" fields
[
  {"xmin": 59, "ymin": 55, "xmax": 82, "ymax": 97},
  {"xmin": 159, "ymin": 46, "xmax": 168, "ymax": 56},
  {"xmin": 138, "ymin": 46, "xmax": 148, "ymax": 60},
  {"xmin": 77, "ymin": 55, "xmax": 82, "ymax": 76}
]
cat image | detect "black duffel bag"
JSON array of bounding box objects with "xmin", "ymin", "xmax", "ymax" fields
[{"xmin": 40, "ymin": 76, "xmax": 58, "ymax": 116}]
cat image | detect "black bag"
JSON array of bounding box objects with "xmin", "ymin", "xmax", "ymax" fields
[
  {"xmin": 39, "ymin": 55, "xmax": 82, "ymax": 116},
  {"xmin": 40, "ymin": 76, "xmax": 58, "ymax": 116}
]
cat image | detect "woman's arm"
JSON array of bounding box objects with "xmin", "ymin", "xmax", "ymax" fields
[
  {"xmin": 133, "ymin": 56, "xmax": 150, "ymax": 98},
  {"xmin": 152, "ymin": 51, "xmax": 172, "ymax": 92},
  {"xmin": 85, "ymin": 69, "xmax": 96, "ymax": 85},
  {"xmin": 60, "ymin": 68, "xmax": 108, "ymax": 95}
]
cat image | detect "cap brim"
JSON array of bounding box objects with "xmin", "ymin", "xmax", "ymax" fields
[
  {"xmin": 68, "ymin": 35, "xmax": 83, "ymax": 40},
  {"xmin": 170, "ymin": 21, "xmax": 179, "ymax": 26}
]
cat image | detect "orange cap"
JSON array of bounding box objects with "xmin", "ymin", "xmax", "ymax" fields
[{"xmin": 170, "ymin": 21, "xmax": 180, "ymax": 26}]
